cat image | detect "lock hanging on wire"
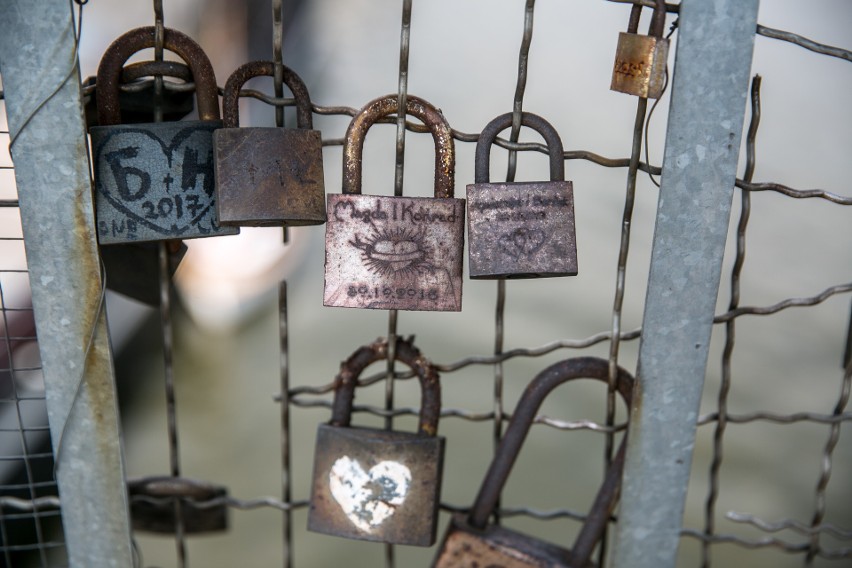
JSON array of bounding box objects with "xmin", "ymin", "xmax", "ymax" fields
[
  {"xmin": 89, "ymin": 27, "xmax": 238, "ymax": 244},
  {"xmin": 467, "ymin": 112, "xmax": 577, "ymax": 279},
  {"xmin": 610, "ymin": 0, "xmax": 670, "ymax": 99},
  {"xmin": 307, "ymin": 337, "xmax": 445, "ymax": 546},
  {"xmin": 213, "ymin": 60, "xmax": 326, "ymax": 227},
  {"xmin": 323, "ymin": 94, "xmax": 465, "ymax": 311},
  {"xmin": 433, "ymin": 357, "xmax": 635, "ymax": 567}
]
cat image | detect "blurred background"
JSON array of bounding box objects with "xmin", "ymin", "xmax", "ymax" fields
[{"xmin": 1, "ymin": 0, "xmax": 850, "ymax": 566}]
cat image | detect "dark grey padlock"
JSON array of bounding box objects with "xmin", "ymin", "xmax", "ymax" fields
[
  {"xmin": 89, "ymin": 26, "xmax": 238, "ymax": 244},
  {"xmin": 213, "ymin": 60, "xmax": 325, "ymax": 226},
  {"xmin": 100, "ymin": 240, "xmax": 186, "ymax": 305},
  {"xmin": 308, "ymin": 337, "xmax": 445, "ymax": 546},
  {"xmin": 433, "ymin": 357, "xmax": 635, "ymax": 567},
  {"xmin": 467, "ymin": 112, "xmax": 577, "ymax": 279},
  {"xmin": 127, "ymin": 476, "xmax": 229, "ymax": 534}
]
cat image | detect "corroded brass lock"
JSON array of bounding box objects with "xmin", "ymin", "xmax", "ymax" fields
[
  {"xmin": 433, "ymin": 357, "xmax": 635, "ymax": 567},
  {"xmin": 127, "ymin": 476, "xmax": 228, "ymax": 534},
  {"xmin": 308, "ymin": 337, "xmax": 445, "ymax": 546},
  {"xmin": 610, "ymin": 0, "xmax": 669, "ymax": 99},
  {"xmin": 213, "ymin": 61, "xmax": 325, "ymax": 226},
  {"xmin": 467, "ymin": 112, "xmax": 576, "ymax": 279},
  {"xmin": 323, "ymin": 94, "xmax": 464, "ymax": 311},
  {"xmin": 89, "ymin": 27, "xmax": 238, "ymax": 244}
]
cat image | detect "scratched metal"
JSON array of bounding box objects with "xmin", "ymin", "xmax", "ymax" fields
[
  {"xmin": 127, "ymin": 476, "xmax": 228, "ymax": 534},
  {"xmin": 214, "ymin": 60, "xmax": 325, "ymax": 227},
  {"xmin": 468, "ymin": 112, "xmax": 576, "ymax": 279},
  {"xmin": 610, "ymin": 0, "xmax": 669, "ymax": 99},
  {"xmin": 308, "ymin": 338, "xmax": 445, "ymax": 547},
  {"xmin": 434, "ymin": 357, "xmax": 634, "ymax": 568}
]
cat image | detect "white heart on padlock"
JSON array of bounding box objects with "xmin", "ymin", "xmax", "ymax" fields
[{"xmin": 329, "ymin": 456, "xmax": 411, "ymax": 532}]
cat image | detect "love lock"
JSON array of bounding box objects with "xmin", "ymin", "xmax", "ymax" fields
[
  {"xmin": 433, "ymin": 357, "xmax": 635, "ymax": 567},
  {"xmin": 308, "ymin": 337, "xmax": 445, "ymax": 546},
  {"xmin": 610, "ymin": 0, "xmax": 670, "ymax": 99},
  {"xmin": 127, "ymin": 476, "xmax": 229, "ymax": 535}
]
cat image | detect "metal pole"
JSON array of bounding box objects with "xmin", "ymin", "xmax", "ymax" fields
[
  {"xmin": 0, "ymin": 1, "xmax": 135, "ymax": 567},
  {"xmin": 612, "ymin": 0, "xmax": 760, "ymax": 566}
]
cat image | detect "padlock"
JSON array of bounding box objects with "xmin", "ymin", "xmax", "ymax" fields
[
  {"xmin": 610, "ymin": 0, "xmax": 669, "ymax": 99},
  {"xmin": 100, "ymin": 240, "xmax": 186, "ymax": 305},
  {"xmin": 433, "ymin": 357, "xmax": 635, "ymax": 567},
  {"xmin": 127, "ymin": 476, "xmax": 229, "ymax": 534},
  {"xmin": 307, "ymin": 337, "xmax": 445, "ymax": 546},
  {"xmin": 467, "ymin": 112, "xmax": 577, "ymax": 279},
  {"xmin": 323, "ymin": 94, "xmax": 464, "ymax": 311},
  {"xmin": 213, "ymin": 61, "xmax": 325, "ymax": 226},
  {"xmin": 89, "ymin": 27, "xmax": 238, "ymax": 244}
]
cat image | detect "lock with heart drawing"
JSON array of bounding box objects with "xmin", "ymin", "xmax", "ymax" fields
[{"xmin": 307, "ymin": 337, "xmax": 444, "ymax": 547}]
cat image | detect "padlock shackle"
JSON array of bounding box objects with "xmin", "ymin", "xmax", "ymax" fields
[
  {"xmin": 626, "ymin": 0, "xmax": 667, "ymax": 38},
  {"xmin": 96, "ymin": 26, "xmax": 220, "ymax": 126},
  {"xmin": 467, "ymin": 357, "xmax": 634, "ymax": 566},
  {"xmin": 221, "ymin": 61, "xmax": 314, "ymax": 130},
  {"xmin": 343, "ymin": 94, "xmax": 455, "ymax": 199},
  {"xmin": 474, "ymin": 112, "xmax": 565, "ymax": 184},
  {"xmin": 330, "ymin": 337, "xmax": 441, "ymax": 436}
]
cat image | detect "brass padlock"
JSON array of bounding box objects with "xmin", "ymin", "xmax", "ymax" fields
[
  {"xmin": 323, "ymin": 95, "xmax": 464, "ymax": 311},
  {"xmin": 89, "ymin": 27, "xmax": 238, "ymax": 244},
  {"xmin": 127, "ymin": 476, "xmax": 229, "ymax": 534},
  {"xmin": 467, "ymin": 112, "xmax": 577, "ymax": 279},
  {"xmin": 610, "ymin": 0, "xmax": 669, "ymax": 99},
  {"xmin": 308, "ymin": 337, "xmax": 445, "ymax": 546},
  {"xmin": 433, "ymin": 357, "xmax": 635, "ymax": 567},
  {"xmin": 213, "ymin": 61, "xmax": 325, "ymax": 226}
]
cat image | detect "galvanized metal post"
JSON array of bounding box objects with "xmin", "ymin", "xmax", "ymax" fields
[
  {"xmin": 612, "ymin": 0, "xmax": 760, "ymax": 566},
  {"xmin": 0, "ymin": 1, "xmax": 135, "ymax": 567}
]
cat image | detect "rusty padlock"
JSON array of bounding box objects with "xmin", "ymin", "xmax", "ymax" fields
[
  {"xmin": 433, "ymin": 357, "xmax": 635, "ymax": 567},
  {"xmin": 323, "ymin": 95, "xmax": 464, "ymax": 311},
  {"xmin": 308, "ymin": 337, "xmax": 445, "ymax": 546},
  {"xmin": 213, "ymin": 61, "xmax": 325, "ymax": 226},
  {"xmin": 89, "ymin": 27, "xmax": 238, "ymax": 244},
  {"xmin": 467, "ymin": 112, "xmax": 577, "ymax": 279},
  {"xmin": 127, "ymin": 476, "xmax": 229, "ymax": 534},
  {"xmin": 610, "ymin": 0, "xmax": 669, "ymax": 99}
]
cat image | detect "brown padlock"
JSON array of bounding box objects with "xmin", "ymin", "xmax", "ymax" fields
[
  {"xmin": 610, "ymin": 0, "xmax": 670, "ymax": 99},
  {"xmin": 127, "ymin": 476, "xmax": 229, "ymax": 534},
  {"xmin": 308, "ymin": 337, "xmax": 445, "ymax": 546},
  {"xmin": 213, "ymin": 61, "xmax": 325, "ymax": 226},
  {"xmin": 323, "ymin": 94, "xmax": 465, "ymax": 311},
  {"xmin": 433, "ymin": 357, "xmax": 635, "ymax": 567},
  {"xmin": 467, "ymin": 112, "xmax": 577, "ymax": 279}
]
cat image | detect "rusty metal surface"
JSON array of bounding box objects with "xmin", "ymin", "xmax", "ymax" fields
[
  {"xmin": 100, "ymin": 240, "xmax": 186, "ymax": 305},
  {"xmin": 127, "ymin": 476, "xmax": 228, "ymax": 534},
  {"xmin": 468, "ymin": 112, "xmax": 576, "ymax": 279},
  {"xmin": 214, "ymin": 61, "xmax": 325, "ymax": 226},
  {"xmin": 308, "ymin": 337, "xmax": 444, "ymax": 546},
  {"xmin": 610, "ymin": 0, "xmax": 669, "ymax": 99},
  {"xmin": 434, "ymin": 357, "xmax": 634, "ymax": 567}
]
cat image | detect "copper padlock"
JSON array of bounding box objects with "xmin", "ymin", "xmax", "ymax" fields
[
  {"xmin": 467, "ymin": 112, "xmax": 577, "ymax": 279},
  {"xmin": 89, "ymin": 27, "xmax": 238, "ymax": 243},
  {"xmin": 213, "ymin": 61, "xmax": 325, "ymax": 226},
  {"xmin": 127, "ymin": 476, "xmax": 229, "ymax": 534},
  {"xmin": 433, "ymin": 357, "xmax": 635, "ymax": 567},
  {"xmin": 308, "ymin": 337, "xmax": 445, "ymax": 546},
  {"xmin": 323, "ymin": 95, "xmax": 464, "ymax": 311},
  {"xmin": 610, "ymin": 0, "xmax": 669, "ymax": 99}
]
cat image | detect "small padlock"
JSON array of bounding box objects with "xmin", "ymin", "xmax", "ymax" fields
[
  {"xmin": 213, "ymin": 61, "xmax": 325, "ymax": 226},
  {"xmin": 127, "ymin": 476, "xmax": 229, "ymax": 534},
  {"xmin": 610, "ymin": 0, "xmax": 669, "ymax": 99},
  {"xmin": 308, "ymin": 337, "xmax": 445, "ymax": 546},
  {"xmin": 323, "ymin": 95, "xmax": 465, "ymax": 311},
  {"xmin": 467, "ymin": 112, "xmax": 577, "ymax": 279},
  {"xmin": 433, "ymin": 357, "xmax": 635, "ymax": 567},
  {"xmin": 100, "ymin": 240, "xmax": 186, "ymax": 305},
  {"xmin": 89, "ymin": 27, "xmax": 238, "ymax": 244}
]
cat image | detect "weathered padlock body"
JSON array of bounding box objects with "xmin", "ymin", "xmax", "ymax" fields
[
  {"xmin": 324, "ymin": 194, "xmax": 465, "ymax": 311},
  {"xmin": 308, "ymin": 424, "xmax": 445, "ymax": 546},
  {"xmin": 100, "ymin": 240, "xmax": 186, "ymax": 305},
  {"xmin": 435, "ymin": 513, "xmax": 594, "ymax": 568},
  {"xmin": 213, "ymin": 127, "xmax": 325, "ymax": 226},
  {"xmin": 127, "ymin": 476, "xmax": 228, "ymax": 534},
  {"xmin": 467, "ymin": 181, "xmax": 577, "ymax": 279},
  {"xmin": 90, "ymin": 120, "xmax": 238, "ymax": 244},
  {"xmin": 610, "ymin": 32, "xmax": 669, "ymax": 99}
]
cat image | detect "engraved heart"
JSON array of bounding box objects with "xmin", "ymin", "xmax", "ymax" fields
[
  {"xmin": 498, "ymin": 227, "xmax": 547, "ymax": 259},
  {"xmin": 329, "ymin": 456, "xmax": 411, "ymax": 532}
]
